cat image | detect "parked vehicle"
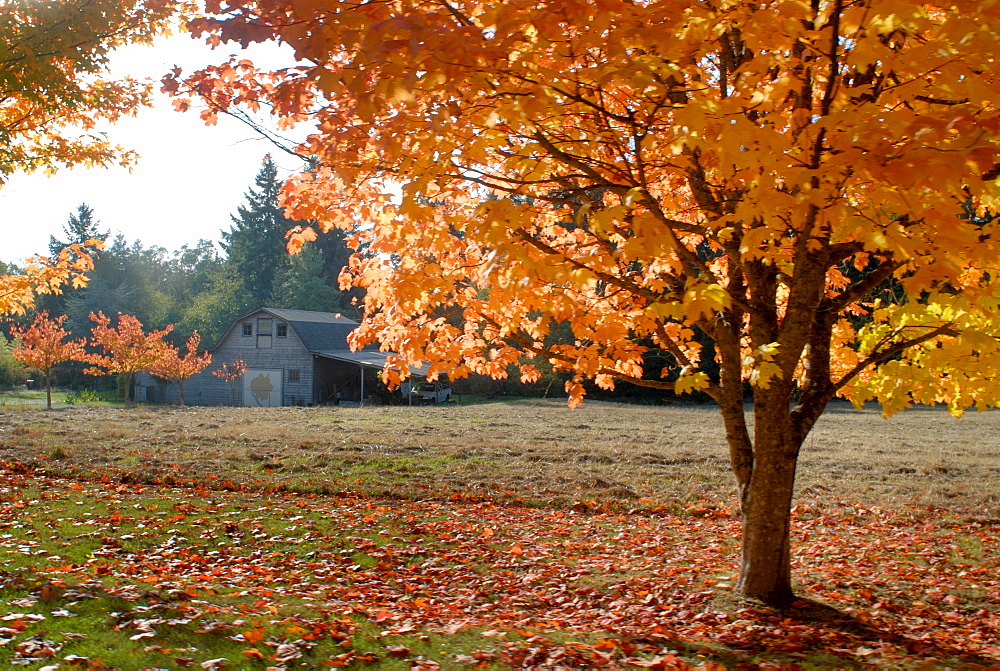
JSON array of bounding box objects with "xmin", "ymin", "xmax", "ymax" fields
[{"xmin": 411, "ymin": 380, "xmax": 452, "ymax": 404}]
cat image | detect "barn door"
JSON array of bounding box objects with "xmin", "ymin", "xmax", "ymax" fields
[{"xmin": 243, "ymin": 369, "xmax": 283, "ymax": 407}]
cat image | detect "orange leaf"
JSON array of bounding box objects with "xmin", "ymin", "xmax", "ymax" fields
[{"xmin": 243, "ymin": 627, "xmax": 265, "ymax": 644}]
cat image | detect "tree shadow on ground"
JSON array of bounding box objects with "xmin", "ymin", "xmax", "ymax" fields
[{"xmin": 703, "ymin": 593, "xmax": 998, "ymax": 668}]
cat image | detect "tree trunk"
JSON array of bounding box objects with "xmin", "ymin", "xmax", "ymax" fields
[
  {"xmin": 45, "ymin": 373, "xmax": 52, "ymax": 410},
  {"xmin": 123, "ymin": 373, "xmax": 132, "ymax": 408},
  {"xmin": 178, "ymin": 380, "xmax": 185, "ymax": 406},
  {"xmin": 735, "ymin": 411, "xmax": 802, "ymax": 605}
]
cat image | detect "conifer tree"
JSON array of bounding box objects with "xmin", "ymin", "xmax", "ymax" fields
[
  {"xmin": 48, "ymin": 203, "xmax": 109, "ymax": 256},
  {"xmin": 271, "ymin": 244, "xmax": 348, "ymax": 313},
  {"xmin": 221, "ymin": 155, "xmax": 293, "ymax": 311}
]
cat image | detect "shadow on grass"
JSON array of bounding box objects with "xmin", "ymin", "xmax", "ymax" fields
[{"xmin": 705, "ymin": 593, "xmax": 998, "ymax": 668}]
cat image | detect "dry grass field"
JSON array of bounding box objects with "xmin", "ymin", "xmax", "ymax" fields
[{"xmin": 1, "ymin": 399, "xmax": 997, "ymax": 518}]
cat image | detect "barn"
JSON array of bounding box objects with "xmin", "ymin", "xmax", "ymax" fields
[{"xmin": 135, "ymin": 308, "xmax": 408, "ymax": 407}]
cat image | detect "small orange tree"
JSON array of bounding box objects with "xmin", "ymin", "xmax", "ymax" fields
[
  {"xmin": 148, "ymin": 332, "xmax": 212, "ymax": 406},
  {"xmin": 212, "ymin": 358, "xmax": 247, "ymax": 407},
  {"xmin": 10, "ymin": 312, "xmax": 86, "ymax": 409},
  {"xmin": 83, "ymin": 312, "xmax": 172, "ymax": 408}
]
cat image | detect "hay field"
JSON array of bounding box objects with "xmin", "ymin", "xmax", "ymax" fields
[{"xmin": 1, "ymin": 399, "xmax": 997, "ymax": 518}]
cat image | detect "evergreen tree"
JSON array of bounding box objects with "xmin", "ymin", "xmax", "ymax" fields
[
  {"xmin": 38, "ymin": 204, "xmax": 110, "ymax": 317},
  {"xmin": 48, "ymin": 203, "xmax": 109, "ymax": 256},
  {"xmin": 221, "ymin": 155, "xmax": 294, "ymax": 311},
  {"xmin": 271, "ymin": 244, "xmax": 349, "ymax": 313}
]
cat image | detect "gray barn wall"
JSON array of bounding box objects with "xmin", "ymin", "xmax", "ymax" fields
[{"xmin": 136, "ymin": 309, "xmax": 319, "ymax": 406}]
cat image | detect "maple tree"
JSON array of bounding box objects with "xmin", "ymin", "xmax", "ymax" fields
[
  {"xmin": 148, "ymin": 331, "xmax": 212, "ymax": 406},
  {"xmin": 83, "ymin": 312, "xmax": 172, "ymax": 408},
  {"xmin": 0, "ymin": 0, "xmax": 184, "ymax": 182},
  {"xmin": 172, "ymin": 1, "xmax": 1000, "ymax": 605},
  {"xmin": 9, "ymin": 312, "xmax": 87, "ymax": 409},
  {"xmin": 212, "ymin": 357, "xmax": 247, "ymax": 406},
  {"xmin": 0, "ymin": 243, "xmax": 97, "ymax": 316}
]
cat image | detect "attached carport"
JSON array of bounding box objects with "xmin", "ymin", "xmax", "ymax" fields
[{"xmin": 312, "ymin": 350, "xmax": 427, "ymax": 405}]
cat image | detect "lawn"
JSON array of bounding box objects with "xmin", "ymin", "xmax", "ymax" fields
[{"xmin": 0, "ymin": 400, "xmax": 996, "ymax": 668}]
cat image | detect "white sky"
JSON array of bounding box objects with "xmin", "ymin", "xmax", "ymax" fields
[{"xmin": 0, "ymin": 34, "xmax": 306, "ymax": 264}]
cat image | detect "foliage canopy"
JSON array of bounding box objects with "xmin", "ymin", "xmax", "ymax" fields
[
  {"xmin": 172, "ymin": 0, "xmax": 1000, "ymax": 604},
  {"xmin": 10, "ymin": 311, "xmax": 86, "ymax": 408},
  {"xmin": 1, "ymin": 0, "xmax": 183, "ymax": 181}
]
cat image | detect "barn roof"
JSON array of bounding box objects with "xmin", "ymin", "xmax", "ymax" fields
[
  {"xmin": 214, "ymin": 307, "xmax": 359, "ymax": 352},
  {"xmin": 262, "ymin": 308, "xmax": 359, "ymax": 352},
  {"xmin": 262, "ymin": 308, "xmax": 358, "ymax": 325}
]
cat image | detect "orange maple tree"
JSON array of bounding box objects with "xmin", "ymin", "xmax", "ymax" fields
[
  {"xmin": 83, "ymin": 312, "xmax": 172, "ymax": 408},
  {"xmin": 212, "ymin": 357, "xmax": 247, "ymax": 407},
  {"xmin": 148, "ymin": 332, "xmax": 212, "ymax": 406},
  {"xmin": 172, "ymin": 0, "xmax": 1000, "ymax": 604},
  {"xmin": 10, "ymin": 312, "xmax": 86, "ymax": 409}
]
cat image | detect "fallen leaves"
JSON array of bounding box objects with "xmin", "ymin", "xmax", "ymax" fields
[{"xmin": 0, "ymin": 466, "xmax": 993, "ymax": 668}]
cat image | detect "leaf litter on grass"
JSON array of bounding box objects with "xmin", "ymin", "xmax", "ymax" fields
[{"xmin": 0, "ymin": 468, "xmax": 996, "ymax": 668}]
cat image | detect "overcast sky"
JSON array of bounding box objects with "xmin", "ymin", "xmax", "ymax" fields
[{"xmin": 1, "ymin": 34, "xmax": 306, "ymax": 264}]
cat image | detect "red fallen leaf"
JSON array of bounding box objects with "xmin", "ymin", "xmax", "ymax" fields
[
  {"xmin": 43, "ymin": 564, "xmax": 74, "ymax": 574},
  {"xmin": 173, "ymin": 658, "xmax": 195, "ymax": 668},
  {"xmin": 241, "ymin": 649, "xmax": 265, "ymax": 660},
  {"xmin": 322, "ymin": 651, "xmax": 355, "ymax": 666},
  {"xmin": 509, "ymin": 544, "xmax": 524, "ymax": 556},
  {"xmin": 480, "ymin": 527, "xmax": 495, "ymax": 538},
  {"xmin": 354, "ymin": 652, "xmax": 380, "ymax": 664},
  {"xmin": 242, "ymin": 627, "xmax": 265, "ymax": 644},
  {"xmin": 373, "ymin": 610, "xmax": 393, "ymax": 622},
  {"xmin": 40, "ymin": 584, "xmax": 58, "ymax": 602},
  {"xmin": 593, "ymin": 638, "xmax": 619, "ymax": 651},
  {"xmin": 384, "ymin": 645, "xmax": 411, "ymax": 659}
]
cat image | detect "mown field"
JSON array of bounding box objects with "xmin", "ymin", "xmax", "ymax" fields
[{"xmin": 0, "ymin": 400, "xmax": 996, "ymax": 668}]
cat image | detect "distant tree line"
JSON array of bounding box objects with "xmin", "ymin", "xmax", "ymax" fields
[{"xmin": 0, "ymin": 154, "xmax": 357, "ymax": 391}]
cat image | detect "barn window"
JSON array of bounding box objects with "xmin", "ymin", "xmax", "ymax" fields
[
  {"xmin": 257, "ymin": 318, "xmax": 273, "ymax": 334},
  {"xmin": 242, "ymin": 323, "xmax": 252, "ymax": 336},
  {"xmin": 257, "ymin": 334, "xmax": 272, "ymax": 349},
  {"xmin": 276, "ymin": 323, "xmax": 287, "ymax": 337},
  {"xmin": 288, "ymin": 369, "xmax": 300, "ymax": 382}
]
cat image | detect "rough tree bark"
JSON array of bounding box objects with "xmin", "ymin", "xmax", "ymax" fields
[{"xmin": 734, "ymin": 407, "xmax": 803, "ymax": 604}]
